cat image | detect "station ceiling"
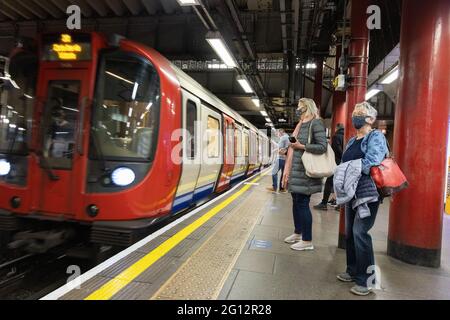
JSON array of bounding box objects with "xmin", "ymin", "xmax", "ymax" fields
[{"xmin": 0, "ymin": 0, "xmax": 401, "ymax": 129}]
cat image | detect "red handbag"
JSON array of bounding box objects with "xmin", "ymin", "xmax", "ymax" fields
[{"xmin": 369, "ymin": 133, "xmax": 408, "ymax": 197}]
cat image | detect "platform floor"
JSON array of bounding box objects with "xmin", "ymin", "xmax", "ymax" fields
[{"xmin": 45, "ymin": 171, "xmax": 450, "ymax": 300}]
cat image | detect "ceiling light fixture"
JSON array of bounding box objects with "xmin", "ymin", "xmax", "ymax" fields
[
  {"xmin": 380, "ymin": 66, "xmax": 399, "ymax": 84},
  {"xmin": 205, "ymin": 31, "xmax": 237, "ymax": 68},
  {"xmin": 236, "ymin": 75, "xmax": 253, "ymax": 93}
]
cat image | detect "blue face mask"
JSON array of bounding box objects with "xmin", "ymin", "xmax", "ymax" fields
[{"xmin": 352, "ymin": 116, "xmax": 367, "ymax": 129}]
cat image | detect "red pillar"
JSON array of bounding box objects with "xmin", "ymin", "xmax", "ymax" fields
[
  {"xmin": 338, "ymin": 0, "xmax": 370, "ymax": 249},
  {"xmin": 314, "ymin": 57, "xmax": 323, "ymax": 116},
  {"xmin": 387, "ymin": 0, "xmax": 450, "ymax": 267}
]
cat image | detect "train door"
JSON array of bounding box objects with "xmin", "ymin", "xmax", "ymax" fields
[
  {"xmin": 231, "ymin": 124, "xmax": 245, "ymax": 183},
  {"xmin": 34, "ymin": 69, "xmax": 89, "ymax": 216},
  {"xmin": 192, "ymin": 105, "xmax": 222, "ymax": 201},
  {"xmin": 172, "ymin": 91, "xmax": 201, "ymax": 213},
  {"xmin": 215, "ymin": 115, "xmax": 235, "ymax": 192},
  {"xmin": 243, "ymin": 128, "xmax": 250, "ymax": 176}
]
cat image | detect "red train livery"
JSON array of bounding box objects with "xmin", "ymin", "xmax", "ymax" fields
[{"xmin": 0, "ymin": 32, "xmax": 275, "ymax": 252}]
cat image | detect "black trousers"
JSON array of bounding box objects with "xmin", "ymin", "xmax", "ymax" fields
[{"xmin": 321, "ymin": 175, "xmax": 334, "ymax": 204}]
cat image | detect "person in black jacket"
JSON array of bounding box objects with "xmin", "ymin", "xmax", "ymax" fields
[{"xmin": 313, "ymin": 123, "xmax": 344, "ymax": 211}]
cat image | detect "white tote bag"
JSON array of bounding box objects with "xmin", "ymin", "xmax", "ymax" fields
[{"xmin": 301, "ymin": 120, "xmax": 337, "ymax": 178}]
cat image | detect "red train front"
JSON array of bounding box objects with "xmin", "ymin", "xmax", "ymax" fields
[{"xmin": 0, "ymin": 32, "xmax": 271, "ymax": 253}]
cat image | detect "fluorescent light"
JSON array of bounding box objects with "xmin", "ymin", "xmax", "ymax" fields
[
  {"xmin": 265, "ymin": 117, "xmax": 272, "ymax": 123},
  {"xmin": 278, "ymin": 119, "xmax": 287, "ymax": 123},
  {"xmin": 306, "ymin": 63, "xmax": 317, "ymax": 69},
  {"xmin": 206, "ymin": 32, "xmax": 237, "ymax": 68},
  {"xmin": 260, "ymin": 111, "xmax": 268, "ymax": 117},
  {"xmin": 176, "ymin": 0, "xmax": 200, "ymax": 6},
  {"xmin": 105, "ymin": 71, "xmax": 133, "ymax": 85},
  {"xmin": 365, "ymin": 88, "xmax": 381, "ymax": 100},
  {"xmin": 131, "ymin": 82, "xmax": 139, "ymax": 100},
  {"xmin": 237, "ymin": 75, "xmax": 253, "ymax": 93},
  {"xmin": 380, "ymin": 67, "xmax": 399, "ymax": 84},
  {"xmin": 251, "ymin": 96, "xmax": 260, "ymax": 107}
]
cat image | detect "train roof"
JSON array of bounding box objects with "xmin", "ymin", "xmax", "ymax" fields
[{"xmin": 169, "ymin": 63, "xmax": 266, "ymax": 137}]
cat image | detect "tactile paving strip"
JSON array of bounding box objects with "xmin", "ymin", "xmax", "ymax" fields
[{"xmin": 151, "ymin": 185, "xmax": 269, "ymax": 300}]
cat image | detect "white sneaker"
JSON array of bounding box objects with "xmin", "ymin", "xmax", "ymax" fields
[
  {"xmin": 284, "ymin": 233, "xmax": 302, "ymax": 244},
  {"xmin": 290, "ymin": 240, "xmax": 314, "ymax": 251}
]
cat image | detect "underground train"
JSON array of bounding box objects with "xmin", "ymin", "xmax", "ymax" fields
[{"xmin": 0, "ymin": 32, "xmax": 275, "ymax": 253}]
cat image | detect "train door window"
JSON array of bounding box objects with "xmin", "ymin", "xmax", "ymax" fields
[
  {"xmin": 235, "ymin": 127, "xmax": 242, "ymax": 157},
  {"xmin": 186, "ymin": 100, "xmax": 197, "ymax": 159},
  {"xmin": 244, "ymin": 131, "xmax": 249, "ymax": 157},
  {"xmin": 90, "ymin": 50, "xmax": 160, "ymax": 162},
  {"xmin": 41, "ymin": 81, "xmax": 80, "ymax": 169},
  {"xmin": 226, "ymin": 122, "xmax": 234, "ymax": 162},
  {"xmin": 207, "ymin": 116, "xmax": 220, "ymax": 158}
]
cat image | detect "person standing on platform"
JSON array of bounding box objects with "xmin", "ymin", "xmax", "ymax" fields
[
  {"xmin": 314, "ymin": 123, "xmax": 344, "ymax": 211},
  {"xmin": 335, "ymin": 102, "xmax": 388, "ymax": 296},
  {"xmin": 267, "ymin": 129, "xmax": 290, "ymax": 193},
  {"xmin": 281, "ymin": 98, "xmax": 327, "ymax": 251}
]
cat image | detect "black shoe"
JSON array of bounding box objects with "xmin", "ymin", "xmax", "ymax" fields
[
  {"xmin": 328, "ymin": 199, "xmax": 337, "ymax": 205},
  {"xmin": 313, "ymin": 203, "xmax": 328, "ymax": 211}
]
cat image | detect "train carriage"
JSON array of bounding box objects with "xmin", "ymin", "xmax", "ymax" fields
[{"xmin": 0, "ymin": 32, "xmax": 271, "ymax": 252}]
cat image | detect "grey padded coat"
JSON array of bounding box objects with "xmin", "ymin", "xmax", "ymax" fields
[{"xmin": 288, "ymin": 119, "xmax": 328, "ymax": 195}]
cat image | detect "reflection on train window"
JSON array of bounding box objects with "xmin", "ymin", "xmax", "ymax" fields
[
  {"xmin": 226, "ymin": 122, "xmax": 234, "ymax": 161},
  {"xmin": 91, "ymin": 50, "xmax": 160, "ymax": 162},
  {"xmin": 42, "ymin": 81, "xmax": 80, "ymax": 169},
  {"xmin": 186, "ymin": 100, "xmax": 197, "ymax": 159},
  {"xmin": 0, "ymin": 53, "xmax": 37, "ymax": 155},
  {"xmin": 207, "ymin": 116, "xmax": 220, "ymax": 158},
  {"xmin": 244, "ymin": 131, "xmax": 249, "ymax": 157},
  {"xmin": 235, "ymin": 127, "xmax": 242, "ymax": 157}
]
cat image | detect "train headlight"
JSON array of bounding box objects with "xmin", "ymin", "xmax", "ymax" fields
[
  {"xmin": 111, "ymin": 167, "xmax": 135, "ymax": 187},
  {"xmin": 0, "ymin": 159, "xmax": 11, "ymax": 176}
]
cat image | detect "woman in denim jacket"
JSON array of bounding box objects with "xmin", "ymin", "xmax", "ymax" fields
[{"xmin": 336, "ymin": 102, "xmax": 388, "ymax": 296}]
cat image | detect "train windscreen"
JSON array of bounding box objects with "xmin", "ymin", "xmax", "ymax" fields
[
  {"xmin": 90, "ymin": 50, "xmax": 160, "ymax": 162},
  {"xmin": 0, "ymin": 53, "xmax": 38, "ymax": 155}
]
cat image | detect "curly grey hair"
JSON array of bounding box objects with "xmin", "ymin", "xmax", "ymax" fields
[{"xmin": 353, "ymin": 102, "xmax": 378, "ymax": 120}]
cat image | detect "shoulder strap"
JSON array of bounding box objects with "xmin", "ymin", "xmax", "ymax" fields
[{"xmin": 307, "ymin": 119, "xmax": 316, "ymax": 144}]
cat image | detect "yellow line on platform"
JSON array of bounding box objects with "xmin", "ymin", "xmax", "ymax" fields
[{"xmin": 84, "ymin": 174, "xmax": 265, "ymax": 300}]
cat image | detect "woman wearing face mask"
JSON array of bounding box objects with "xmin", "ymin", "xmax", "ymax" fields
[
  {"xmin": 335, "ymin": 102, "xmax": 388, "ymax": 296},
  {"xmin": 282, "ymin": 98, "xmax": 327, "ymax": 251}
]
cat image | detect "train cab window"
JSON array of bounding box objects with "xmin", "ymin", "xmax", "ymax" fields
[
  {"xmin": 207, "ymin": 116, "xmax": 220, "ymax": 158},
  {"xmin": 186, "ymin": 100, "xmax": 197, "ymax": 159},
  {"xmin": 90, "ymin": 50, "xmax": 160, "ymax": 162},
  {"xmin": 0, "ymin": 53, "xmax": 38, "ymax": 156}
]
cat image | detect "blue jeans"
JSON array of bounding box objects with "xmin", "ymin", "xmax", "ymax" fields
[
  {"xmin": 291, "ymin": 193, "xmax": 312, "ymax": 241},
  {"xmin": 345, "ymin": 201, "xmax": 380, "ymax": 287},
  {"xmin": 272, "ymin": 158, "xmax": 285, "ymax": 190}
]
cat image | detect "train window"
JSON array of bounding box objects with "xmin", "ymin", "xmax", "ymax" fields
[
  {"xmin": 0, "ymin": 53, "xmax": 38, "ymax": 156},
  {"xmin": 226, "ymin": 122, "xmax": 234, "ymax": 161},
  {"xmin": 235, "ymin": 127, "xmax": 242, "ymax": 157},
  {"xmin": 244, "ymin": 131, "xmax": 249, "ymax": 157},
  {"xmin": 41, "ymin": 81, "xmax": 80, "ymax": 169},
  {"xmin": 207, "ymin": 116, "xmax": 220, "ymax": 158},
  {"xmin": 90, "ymin": 50, "xmax": 160, "ymax": 162},
  {"xmin": 186, "ymin": 100, "xmax": 197, "ymax": 159}
]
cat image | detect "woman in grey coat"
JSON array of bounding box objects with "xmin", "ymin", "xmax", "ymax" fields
[{"xmin": 282, "ymin": 98, "xmax": 328, "ymax": 251}]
